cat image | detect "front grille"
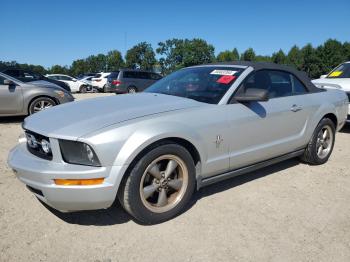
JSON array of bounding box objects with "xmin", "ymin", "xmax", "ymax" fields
[{"xmin": 25, "ymin": 131, "xmax": 52, "ymax": 160}]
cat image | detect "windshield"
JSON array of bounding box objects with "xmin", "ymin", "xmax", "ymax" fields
[
  {"xmin": 327, "ymin": 63, "xmax": 350, "ymax": 78},
  {"xmin": 145, "ymin": 66, "xmax": 244, "ymax": 104}
]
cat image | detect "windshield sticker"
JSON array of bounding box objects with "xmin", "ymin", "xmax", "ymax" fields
[
  {"xmin": 329, "ymin": 71, "xmax": 342, "ymax": 77},
  {"xmin": 210, "ymin": 70, "xmax": 237, "ymax": 76},
  {"xmin": 216, "ymin": 75, "xmax": 236, "ymax": 84}
]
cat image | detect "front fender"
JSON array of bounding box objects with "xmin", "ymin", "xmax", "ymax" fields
[{"xmin": 113, "ymin": 121, "xmax": 206, "ymax": 167}]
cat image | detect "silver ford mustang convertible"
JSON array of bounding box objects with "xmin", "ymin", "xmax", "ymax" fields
[{"xmin": 8, "ymin": 62, "xmax": 348, "ymax": 224}]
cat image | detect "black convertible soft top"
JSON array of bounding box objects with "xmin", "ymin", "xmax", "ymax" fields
[{"xmin": 207, "ymin": 61, "xmax": 321, "ymax": 93}]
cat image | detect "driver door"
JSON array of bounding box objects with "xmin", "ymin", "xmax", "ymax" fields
[{"xmin": 227, "ymin": 70, "xmax": 310, "ymax": 170}]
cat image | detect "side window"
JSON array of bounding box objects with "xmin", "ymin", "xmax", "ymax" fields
[
  {"xmin": 123, "ymin": 71, "xmax": 137, "ymax": 78},
  {"xmin": 60, "ymin": 76, "xmax": 72, "ymax": 81},
  {"xmin": 150, "ymin": 73, "xmax": 161, "ymax": 80},
  {"xmin": 267, "ymin": 71, "xmax": 293, "ymax": 98},
  {"xmin": 138, "ymin": 72, "xmax": 149, "ymax": 79},
  {"xmin": 237, "ymin": 70, "xmax": 294, "ymax": 99},
  {"xmin": 292, "ymin": 76, "xmax": 308, "ymax": 94}
]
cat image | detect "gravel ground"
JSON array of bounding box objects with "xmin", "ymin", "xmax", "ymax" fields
[{"xmin": 0, "ymin": 93, "xmax": 349, "ymax": 262}]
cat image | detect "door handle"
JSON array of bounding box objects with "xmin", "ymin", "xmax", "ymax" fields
[{"xmin": 291, "ymin": 104, "xmax": 302, "ymax": 112}]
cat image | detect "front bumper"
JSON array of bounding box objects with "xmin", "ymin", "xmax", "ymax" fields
[{"xmin": 7, "ymin": 141, "xmax": 125, "ymax": 212}]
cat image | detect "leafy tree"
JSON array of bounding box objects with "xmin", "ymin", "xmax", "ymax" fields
[
  {"xmin": 241, "ymin": 48, "xmax": 256, "ymax": 61},
  {"xmin": 182, "ymin": 38, "xmax": 215, "ymax": 67},
  {"xmin": 157, "ymin": 38, "xmax": 215, "ymax": 74},
  {"xmin": 49, "ymin": 65, "xmax": 70, "ymax": 75},
  {"xmin": 343, "ymin": 42, "xmax": 350, "ymax": 61},
  {"xmin": 286, "ymin": 45, "xmax": 303, "ymax": 70},
  {"xmin": 157, "ymin": 38, "xmax": 186, "ymax": 74},
  {"xmin": 70, "ymin": 59, "xmax": 90, "ymax": 77},
  {"xmin": 125, "ymin": 42, "xmax": 156, "ymax": 70},
  {"xmin": 271, "ymin": 49, "xmax": 287, "ymax": 64},
  {"xmin": 255, "ymin": 55, "xmax": 271, "ymax": 62},
  {"xmin": 106, "ymin": 50, "xmax": 124, "ymax": 71},
  {"xmin": 301, "ymin": 44, "xmax": 322, "ymax": 78},
  {"xmin": 317, "ymin": 39, "xmax": 344, "ymax": 74},
  {"xmin": 217, "ymin": 48, "xmax": 240, "ymax": 62}
]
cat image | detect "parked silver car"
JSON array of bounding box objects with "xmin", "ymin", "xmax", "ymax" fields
[
  {"xmin": 8, "ymin": 62, "xmax": 348, "ymax": 224},
  {"xmin": 0, "ymin": 72, "xmax": 74, "ymax": 116}
]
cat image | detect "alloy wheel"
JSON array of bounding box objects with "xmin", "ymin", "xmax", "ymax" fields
[
  {"xmin": 33, "ymin": 100, "xmax": 54, "ymax": 113},
  {"xmin": 316, "ymin": 125, "xmax": 333, "ymax": 159},
  {"xmin": 139, "ymin": 154, "xmax": 189, "ymax": 213}
]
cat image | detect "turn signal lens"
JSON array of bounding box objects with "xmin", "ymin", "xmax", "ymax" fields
[{"xmin": 54, "ymin": 178, "xmax": 104, "ymax": 186}]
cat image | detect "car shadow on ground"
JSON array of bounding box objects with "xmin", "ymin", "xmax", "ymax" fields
[
  {"xmin": 0, "ymin": 116, "xmax": 25, "ymax": 124},
  {"xmin": 45, "ymin": 158, "xmax": 301, "ymax": 226},
  {"xmin": 340, "ymin": 124, "xmax": 350, "ymax": 134}
]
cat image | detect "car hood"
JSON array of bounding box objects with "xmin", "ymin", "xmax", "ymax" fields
[
  {"xmin": 28, "ymin": 80, "xmax": 62, "ymax": 89},
  {"xmin": 23, "ymin": 93, "xmax": 204, "ymax": 139},
  {"xmin": 312, "ymin": 78, "xmax": 350, "ymax": 91}
]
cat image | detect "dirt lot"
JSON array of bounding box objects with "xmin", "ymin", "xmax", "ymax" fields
[{"xmin": 0, "ymin": 93, "xmax": 350, "ymax": 262}]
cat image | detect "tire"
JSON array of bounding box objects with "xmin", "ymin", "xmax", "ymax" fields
[
  {"xmin": 118, "ymin": 143, "xmax": 196, "ymax": 224},
  {"xmin": 79, "ymin": 85, "xmax": 87, "ymax": 93},
  {"xmin": 29, "ymin": 97, "xmax": 56, "ymax": 115},
  {"xmin": 127, "ymin": 86, "xmax": 137, "ymax": 93},
  {"xmin": 300, "ymin": 118, "xmax": 335, "ymax": 165},
  {"xmin": 103, "ymin": 85, "xmax": 108, "ymax": 93}
]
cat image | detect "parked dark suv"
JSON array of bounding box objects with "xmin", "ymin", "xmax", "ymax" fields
[{"xmin": 105, "ymin": 69, "xmax": 162, "ymax": 93}]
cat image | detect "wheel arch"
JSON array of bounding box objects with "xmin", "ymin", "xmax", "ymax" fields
[
  {"xmin": 322, "ymin": 113, "xmax": 337, "ymax": 128},
  {"xmin": 117, "ymin": 136, "xmax": 202, "ymax": 195}
]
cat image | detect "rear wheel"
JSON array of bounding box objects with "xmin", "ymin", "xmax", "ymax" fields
[
  {"xmin": 118, "ymin": 143, "xmax": 196, "ymax": 224},
  {"xmin": 29, "ymin": 97, "xmax": 56, "ymax": 115},
  {"xmin": 79, "ymin": 85, "xmax": 87, "ymax": 93},
  {"xmin": 103, "ymin": 85, "xmax": 108, "ymax": 93},
  {"xmin": 300, "ymin": 118, "xmax": 335, "ymax": 165},
  {"xmin": 127, "ymin": 86, "xmax": 137, "ymax": 93}
]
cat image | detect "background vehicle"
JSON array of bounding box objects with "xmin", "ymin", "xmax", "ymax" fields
[
  {"xmin": 46, "ymin": 74, "xmax": 88, "ymax": 93},
  {"xmin": 0, "ymin": 72, "xmax": 74, "ymax": 116},
  {"xmin": 312, "ymin": 61, "xmax": 350, "ymax": 122},
  {"xmin": 78, "ymin": 76, "xmax": 96, "ymax": 93},
  {"xmin": 106, "ymin": 69, "xmax": 162, "ymax": 93},
  {"xmin": 91, "ymin": 72, "xmax": 111, "ymax": 92},
  {"xmin": 2, "ymin": 68, "xmax": 71, "ymax": 92},
  {"xmin": 8, "ymin": 62, "xmax": 348, "ymax": 224},
  {"xmin": 77, "ymin": 73, "xmax": 96, "ymax": 80}
]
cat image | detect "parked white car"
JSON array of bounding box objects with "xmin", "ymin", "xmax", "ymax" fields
[
  {"xmin": 91, "ymin": 72, "xmax": 111, "ymax": 92},
  {"xmin": 46, "ymin": 74, "xmax": 87, "ymax": 93},
  {"xmin": 312, "ymin": 61, "xmax": 350, "ymax": 122}
]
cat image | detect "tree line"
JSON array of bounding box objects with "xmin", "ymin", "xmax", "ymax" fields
[{"xmin": 1, "ymin": 38, "xmax": 350, "ymax": 79}]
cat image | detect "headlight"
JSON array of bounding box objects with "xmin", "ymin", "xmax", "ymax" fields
[
  {"xmin": 25, "ymin": 131, "xmax": 52, "ymax": 160},
  {"xmin": 59, "ymin": 140, "xmax": 101, "ymax": 167},
  {"xmin": 54, "ymin": 90, "xmax": 65, "ymax": 98}
]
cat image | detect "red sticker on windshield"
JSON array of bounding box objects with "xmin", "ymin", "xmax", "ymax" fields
[{"xmin": 216, "ymin": 75, "xmax": 236, "ymax": 84}]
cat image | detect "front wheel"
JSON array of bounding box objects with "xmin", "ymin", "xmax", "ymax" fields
[
  {"xmin": 300, "ymin": 118, "xmax": 335, "ymax": 165},
  {"xmin": 118, "ymin": 143, "xmax": 196, "ymax": 224},
  {"xmin": 29, "ymin": 97, "xmax": 56, "ymax": 115}
]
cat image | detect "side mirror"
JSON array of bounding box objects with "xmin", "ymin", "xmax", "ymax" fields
[
  {"xmin": 320, "ymin": 75, "xmax": 327, "ymax": 79},
  {"xmin": 4, "ymin": 79, "xmax": 15, "ymax": 86},
  {"xmin": 72, "ymin": 78, "xmax": 77, "ymax": 82},
  {"xmin": 234, "ymin": 88, "xmax": 269, "ymax": 102}
]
